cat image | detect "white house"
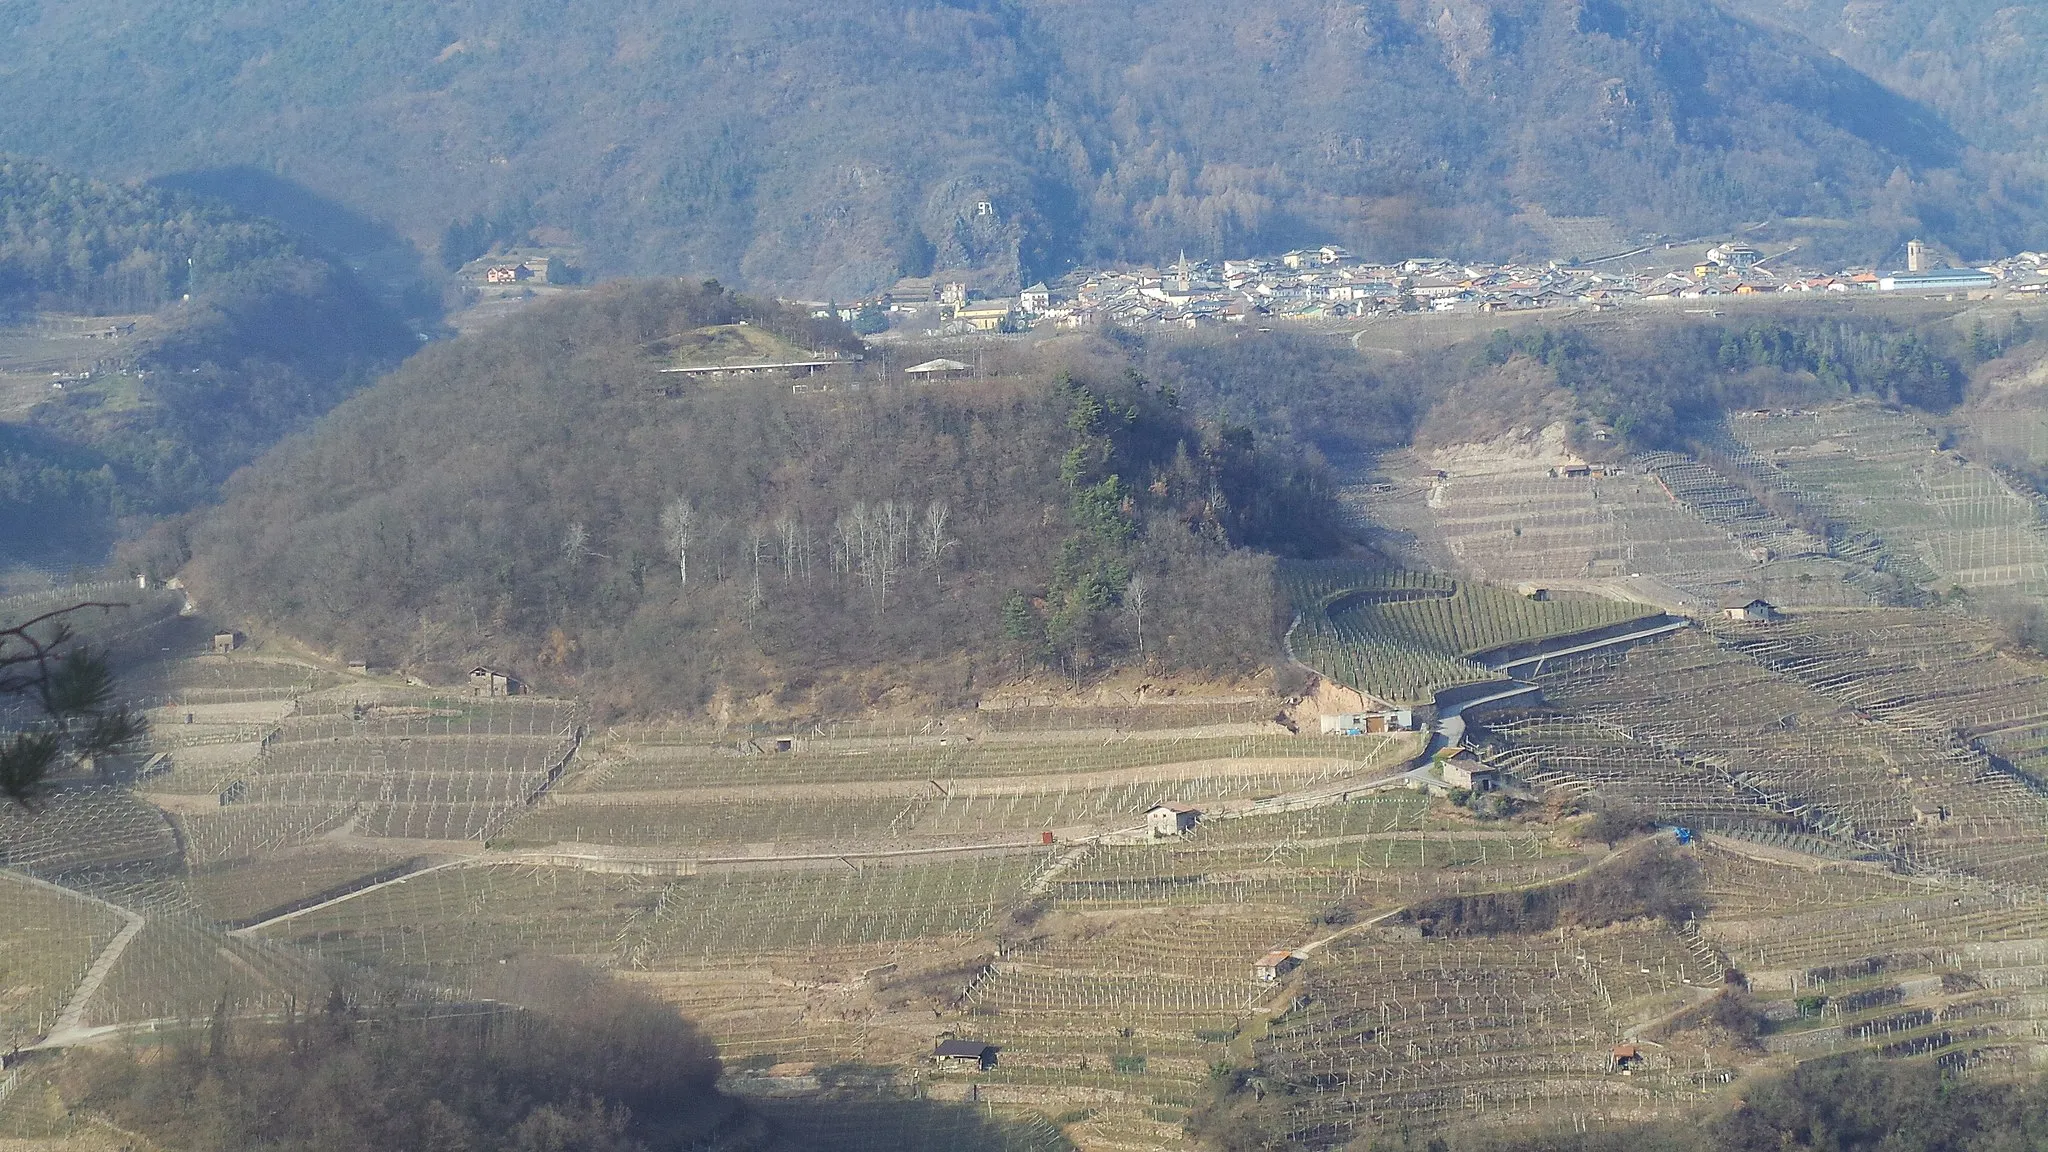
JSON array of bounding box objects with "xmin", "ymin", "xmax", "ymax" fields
[{"xmin": 1723, "ymin": 599, "xmax": 1776, "ymax": 624}]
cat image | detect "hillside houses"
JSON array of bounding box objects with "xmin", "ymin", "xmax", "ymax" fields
[{"xmin": 854, "ymin": 239, "xmax": 2048, "ymax": 338}]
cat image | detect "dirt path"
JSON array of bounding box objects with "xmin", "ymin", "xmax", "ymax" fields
[
  {"xmin": 556, "ymin": 756, "xmax": 1373, "ymax": 805},
  {"xmin": 8, "ymin": 870, "xmax": 146, "ymax": 1051}
]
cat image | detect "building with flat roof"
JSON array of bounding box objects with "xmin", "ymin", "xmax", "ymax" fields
[
  {"xmin": 1880, "ymin": 269, "xmax": 1998, "ymax": 293},
  {"xmin": 904, "ymin": 358, "xmax": 971, "ymax": 377},
  {"xmin": 932, "ymin": 1039, "xmax": 997, "ymax": 1070}
]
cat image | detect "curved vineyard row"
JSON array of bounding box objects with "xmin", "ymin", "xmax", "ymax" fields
[{"xmin": 1285, "ymin": 562, "xmax": 1654, "ymax": 705}]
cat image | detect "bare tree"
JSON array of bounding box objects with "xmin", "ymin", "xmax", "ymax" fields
[
  {"xmin": 834, "ymin": 503, "xmax": 868, "ymax": 582},
  {"xmin": 747, "ymin": 523, "xmax": 767, "ymax": 613},
  {"xmin": 920, "ymin": 499, "xmax": 955, "ymax": 586},
  {"xmin": 774, "ymin": 511, "xmax": 799, "ymax": 581},
  {"xmin": 1124, "ymin": 573, "xmax": 1149, "ymax": 660},
  {"xmin": 562, "ymin": 521, "xmax": 590, "ymax": 565},
  {"xmin": 660, "ymin": 498, "xmax": 696, "ymax": 585}
]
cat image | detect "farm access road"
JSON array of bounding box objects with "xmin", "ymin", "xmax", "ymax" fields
[{"xmin": 1422, "ymin": 615, "xmax": 1693, "ymax": 763}]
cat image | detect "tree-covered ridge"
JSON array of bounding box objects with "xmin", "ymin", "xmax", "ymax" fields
[
  {"xmin": 0, "ymin": 155, "xmax": 415, "ymax": 567},
  {"xmin": 0, "ymin": 0, "xmax": 2028, "ymax": 293},
  {"xmin": 177, "ymin": 280, "xmax": 1338, "ymax": 714},
  {"xmin": 1456, "ymin": 312, "xmax": 2017, "ymax": 450},
  {"xmin": 0, "ymin": 154, "xmax": 308, "ymax": 314}
]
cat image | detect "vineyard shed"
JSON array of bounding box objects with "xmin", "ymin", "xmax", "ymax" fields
[
  {"xmin": 1147, "ymin": 803, "xmax": 1202, "ymax": 837},
  {"xmin": 932, "ymin": 1040, "xmax": 997, "ymax": 1070},
  {"xmin": 1254, "ymin": 950, "xmax": 1304, "ymax": 982},
  {"xmin": 1722, "ymin": 599, "xmax": 1777, "ymax": 624},
  {"xmin": 470, "ymin": 667, "xmax": 523, "ymax": 697},
  {"xmin": 1441, "ymin": 754, "xmax": 1500, "ymax": 792}
]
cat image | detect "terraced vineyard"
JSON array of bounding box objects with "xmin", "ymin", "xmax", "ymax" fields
[
  {"xmin": 177, "ymin": 695, "xmax": 585, "ymax": 864},
  {"xmin": 1350, "ymin": 456, "xmax": 1811, "ymax": 608},
  {"xmin": 1719, "ymin": 405, "xmax": 2048, "ymax": 598},
  {"xmin": 1258, "ymin": 922, "xmax": 1718, "ymax": 1143},
  {"xmin": 0, "ymin": 874, "xmax": 125, "ymax": 1050},
  {"xmin": 1347, "ymin": 428, "xmax": 1930, "ymax": 614},
  {"xmin": 30, "ymin": 545, "xmax": 2048, "ymax": 1151},
  {"xmin": 1283, "ymin": 563, "xmax": 1655, "ymax": 704}
]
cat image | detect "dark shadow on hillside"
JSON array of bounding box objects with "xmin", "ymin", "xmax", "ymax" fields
[
  {"xmin": 149, "ymin": 167, "xmax": 438, "ymax": 324},
  {"xmin": 151, "ymin": 166, "xmax": 407, "ymax": 266},
  {"xmin": 754, "ymin": 1094, "xmax": 1076, "ymax": 1152},
  {"xmin": 0, "ymin": 422, "xmax": 116, "ymax": 571}
]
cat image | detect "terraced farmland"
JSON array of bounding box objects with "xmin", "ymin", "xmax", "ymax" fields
[
  {"xmin": 587, "ymin": 730, "xmax": 1369, "ymax": 791},
  {"xmin": 1349, "ymin": 457, "xmax": 1788, "ymax": 607},
  {"xmin": 1721, "ymin": 405, "xmax": 2048, "ymax": 597},
  {"xmin": 30, "ymin": 559, "xmax": 2048, "ymax": 1150},
  {"xmin": 1256, "ymin": 921, "xmax": 1718, "ymax": 1144},
  {"xmin": 0, "ymin": 874, "xmax": 124, "ymax": 1050},
  {"xmin": 178, "ymin": 695, "xmax": 585, "ymax": 864}
]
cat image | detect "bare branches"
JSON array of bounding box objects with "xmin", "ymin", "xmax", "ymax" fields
[
  {"xmin": 1124, "ymin": 573, "xmax": 1149, "ymax": 660},
  {"xmin": 1, "ymin": 602, "xmax": 146, "ymax": 807}
]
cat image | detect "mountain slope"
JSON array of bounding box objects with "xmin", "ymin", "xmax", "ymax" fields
[
  {"xmin": 179, "ymin": 281, "xmax": 1336, "ymax": 714},
  {"xmin": 0, "ymin": 0, "xmax": 2018, "ymax": 293}
]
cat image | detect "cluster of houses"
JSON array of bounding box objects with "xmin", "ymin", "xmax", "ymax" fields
[{"xmin": 856, "ymin": 241, "xmax": 2048, "ymax": 333}]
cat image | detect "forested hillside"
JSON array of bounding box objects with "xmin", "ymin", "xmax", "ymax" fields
[
  {"xmin": 0, "ymin": 156, "xmax": 306, "ymax": 315},
  {"xmin": 1130, "ymin": 307, "xmax": 2009, "ymax": 473},
  {"xmin": 176, "ymin": 280, "xmax": 1338, "ymax": 714},
  {"xmin": 0, "ymin": 0, "xmax": 2023, "ymax": 294},
  {"xmin": 0, "ymin": 157, "xmax": 414, "ymax": 567},
  {"xmin": 1727, "ymin": 1, "xmax": 2048, "ymax": 158}
]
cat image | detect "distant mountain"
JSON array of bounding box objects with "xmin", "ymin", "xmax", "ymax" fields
[
  {"xmin": 0, "ymin": 156, "xmax": 414, "ymax": 567},
  {"xmin": 0, "ymin": 0, "xmax": 2024, "ymax": 295}
]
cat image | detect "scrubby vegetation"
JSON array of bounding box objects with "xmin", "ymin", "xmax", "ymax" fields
[
  {"xmin": 1396, "ymin": 841, "xmax": 1704, "ymax": 937},
  {"xmin": 1462, "ymin": 314, "xmax": 1990, "ymax": 451},
  {"xmin": 1496, "ymin": 1055, "xmax": 2048, "ymax": 1152},
  {"xmin": 1201, "ymin": 1053, "xmax": 2048, "ymax": 1152},
  {"xmin": 175, "ymin": 280, "xmax": 1339, "ymax": 712},
  {"xmin": 67, "ymin": 966, "xmax": 755, "ymax": 1151}
]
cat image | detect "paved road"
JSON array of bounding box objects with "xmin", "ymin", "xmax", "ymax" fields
[{"xmin": 1487, "ymin": 618, "xmax": 1691, "ymax": 675}]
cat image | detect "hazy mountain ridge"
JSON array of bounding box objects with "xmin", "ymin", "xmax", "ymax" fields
[{"xmin": 0, "ymin": 0, "xmax": 2025, "ymax": 294}]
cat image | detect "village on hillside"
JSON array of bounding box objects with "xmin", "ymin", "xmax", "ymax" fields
[{"xmin": 845, "ymin": 239, "xmax": 2048, "ymax": 337}]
